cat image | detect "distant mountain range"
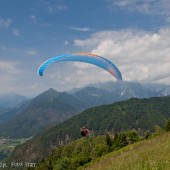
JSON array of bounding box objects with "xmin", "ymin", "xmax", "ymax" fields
[
  {"xmin": 0, "ymin": 88, "xmax": 86, "ymax": 138},
  {"xmin": 92, "ymin": 81, "xmax": 170, "ymax": 97},
  {"xmin": 0, "ymin": 93, "xmax": 27, "ymax": 108},
  {"xmin": 72, "ymin": 81, "xmax": 162, "ymax": 107},
  {"xmin": 6, "ymin": 96, "xmax": 170, "ymax": 164},
  {"xmin": 0, "ymin": 107, "xmax": 20, "ymax": 124},
  {"xmin": 0, "ymin": 81, "xmax": 170, "ymax": 138}
]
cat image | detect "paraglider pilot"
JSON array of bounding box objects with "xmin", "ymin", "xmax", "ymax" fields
[{"xmin": 80, "ymin": 126, "xmax": 89, "ymax": 137}]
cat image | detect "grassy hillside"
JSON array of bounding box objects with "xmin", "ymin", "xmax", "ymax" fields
[
  {"xmin": 6, "ymin": 96, "xmax": 170, "ymax": 164},
  {"xmin": 84, "ymin": 132, "xmax": 170, "ymax": 170},
  {"xmin": 33, "ymin": 131, "xmax": 170, "ymax": 170}
]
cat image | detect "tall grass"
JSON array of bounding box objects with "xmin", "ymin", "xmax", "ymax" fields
[{"xmin": 83, "ymin": 132, "xmax": 170, "ymax": 170}]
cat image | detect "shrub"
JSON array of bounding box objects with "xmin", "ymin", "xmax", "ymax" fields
[
  {"xmin": 105, "ymin": 134, "xmax": 113, "ymax": 147},
  {"xmin": 144, "ymin": 131, "xmax": 150, "ymax": 139},
  {"xmin": 154, "ymin": 125, "xmax": 163, "ymax": 135},
  {"xmin": 116, "ymin": 132, "xmax": 128, "ymax": 148},
  {"xmin": 164, "ymin": 119, "xmax": 170, "ymax": 132},
  {"xmin": 127, "ymin": 130, "xmax": 139, "ymax": 143},
  {"xmin": 94, "ymin": 143, "xmax": 109, "ymax": 157}
]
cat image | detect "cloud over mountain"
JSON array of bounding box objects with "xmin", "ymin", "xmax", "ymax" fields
[{"xmin": 74, "ymin": 28, "xmax": 170, "ymax": 84}]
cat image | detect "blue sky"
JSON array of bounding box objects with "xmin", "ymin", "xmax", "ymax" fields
[{"xmin": 0, "ymin": 0, "xmax": 170, "ymax": 96}]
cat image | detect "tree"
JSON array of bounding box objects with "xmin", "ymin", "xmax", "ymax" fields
[
  {"xmin": 145, "ymin": 131, "xmax": 150, "ymax": 139},
  {"xmin": 106, "ymin": 134, "xmax": 113, "ymax": 147},
  {"xmin": 154, "ymin": 125, "xmax": 162, "ymax": 135},
  {"xmin": 115, "ymin": 132, "xmax": 128, "ymax": 149},
  {"xmin": 127, "ymin": 130, "xmax": 139, "ymax": 143},
  {"xmin": 94, "ymin": 143, "xmax": 109, "ymax": 157},
  {"xmin": 48, "ymin": 160, "xmax": 53, "ymax": 170},
  {"xmin": 164, "ymin": 119, "xmax": 170, "ymax": 132}
]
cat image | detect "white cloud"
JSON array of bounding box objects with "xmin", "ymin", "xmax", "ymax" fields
[
  {"xmin": 29, "ymin": 83, "xmax": 41, "ymax": 90},
  {"xmin": 0, "ymin": 46, "xmax": 38, "ymax": 56},
  {"xmin": 0, "ymin": 61, "xmax": 23, "ymax": 94},
  {"xmin": 12, "ymin": 28, "xmax": 20, "ymax": 36},
  {"xmin": 30, "ymin": 15, "xmax": 51, "ymax": 27},
  {"xmin": 64, "ymin": 40, "xmax": 69, "ymax": 46},
  {"xmin": 40, "ymin": 0, "xmax": 68, "ymax": 13},
  {"xmin": 47, "ymin": 5, "xmax": 68, "ymax": 13},
  {"xmin": 70, "ymin": 26, "xmax": 90, "ymax": 32},
  {"xmin": 109, "ymin": 0, "xmax": 170, "ymax": 23},
  {"xmin": 25, "ymin": 49, "xmax": 38, "ymax": 56},
  {"xmin": 30, "ymin": 15, "xmax": 36, "ymax": 20},
  {"xmin": 73, "ymin": 28, "xmax": 170, "ymax": 84},
  {"xmin": 0, "ymin": 61, "xmax": 21, "ymax": 74},
  {"xmin": 29, "ymin": 15, "xmax": 37, "ymax": 24},
  {"xmin": 41, "ymin": 23, "xmax": 51, "ymax": 27},
  {"xmin": 0, "ymin": 18, "xmax": 12, "ymax": 28},
  {"xmin": 112, "ymin": 0, "xmax": 154, "ymax": 14},
  {"xmin": 0, "ymin": 46, "xmax": 8, "ymax": 50}
]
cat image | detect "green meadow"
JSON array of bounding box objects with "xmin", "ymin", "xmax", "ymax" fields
[{"xmin": 83, "ymin": 132, "xmax": 170, "ymax": 170}]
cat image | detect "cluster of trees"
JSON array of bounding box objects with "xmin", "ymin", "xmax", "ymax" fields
[
  {"xmin": 32, "ymin": 131, "xmax": 142, "ymax": 170},
  {"xmin": 105, "ymin": 130, "xmax": 139, "ymax": 152},
  {"xmin": 31, "ymin": 119, "xmax": 170, "ymax": 170}
]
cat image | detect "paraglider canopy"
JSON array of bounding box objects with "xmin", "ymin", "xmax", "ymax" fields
[{"xmin": 38, "ymin": 52, "xmax": 122, "ymax": 80}]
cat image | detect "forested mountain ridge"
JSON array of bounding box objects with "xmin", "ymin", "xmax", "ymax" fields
[
  {"xmin": 1, "ymin": 81, "xmax": 169, "ymax": 138},
  {"xmin": 6, "ymin": 96, "xmax": 170, "ymax": 164}
]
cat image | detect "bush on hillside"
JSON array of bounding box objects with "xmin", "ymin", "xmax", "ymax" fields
[
  {"xmin": 127, "ymin": 130, "xmax": 139, "ymax": 143},
  {"xmin": 164, "ymin": 119, "xmax": 170, "ymax": 132}
]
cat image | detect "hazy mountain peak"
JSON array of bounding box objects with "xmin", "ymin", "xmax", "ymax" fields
[
  {"xmin": 35, "ymin": 88, "xmax": 60, "ymax": 98},
  {"xmin": 0, "ymin": 94, "xmax": 27, "ymax": 108},
  {"xmin": 45, "ymin": 88, "xmax": 59, "ymax": 94}
]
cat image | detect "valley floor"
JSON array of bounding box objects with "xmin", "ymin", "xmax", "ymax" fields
[{"xmin": 0, "ymin": 137, "xmax": 31, "ymax": 161}]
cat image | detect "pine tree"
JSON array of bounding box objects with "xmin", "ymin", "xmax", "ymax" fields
[
  {"xmin": 127, "ymin": 130, "xmax": 139, "ymax": 143},
  {"xmin": 106, "ymin": 134, "xmax": 113, "ymax": 147},
  {"xmin": 116, "ymin": 132, "xmax": 128, "ymax": 148},
  {"xmin": 164, "ymin": 119, "xmax": 170, "ymax": 132}
]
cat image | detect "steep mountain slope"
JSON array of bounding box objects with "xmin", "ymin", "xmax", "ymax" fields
[
  {"xmin": 0, "ymin": 98, "xmax": 32, "ymax": 125},
  {"xmin": 0, "ymin": 107, "xmax": 20, "ymax": 124},
  {"xmin": 73, "ymin": 87, "xmax": 116, "ymax": 107},
  {"xmin": 0, "ymin": 88, "xmax": 86, "ymax": 138},
  {"xmin": 7, "ymin": 96, "xmax": 170, "ymax": 164}
]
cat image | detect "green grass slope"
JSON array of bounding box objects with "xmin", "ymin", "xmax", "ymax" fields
[{"xmin": 84, "ymin": 132, "xmax": 170, "ymax": 170}]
